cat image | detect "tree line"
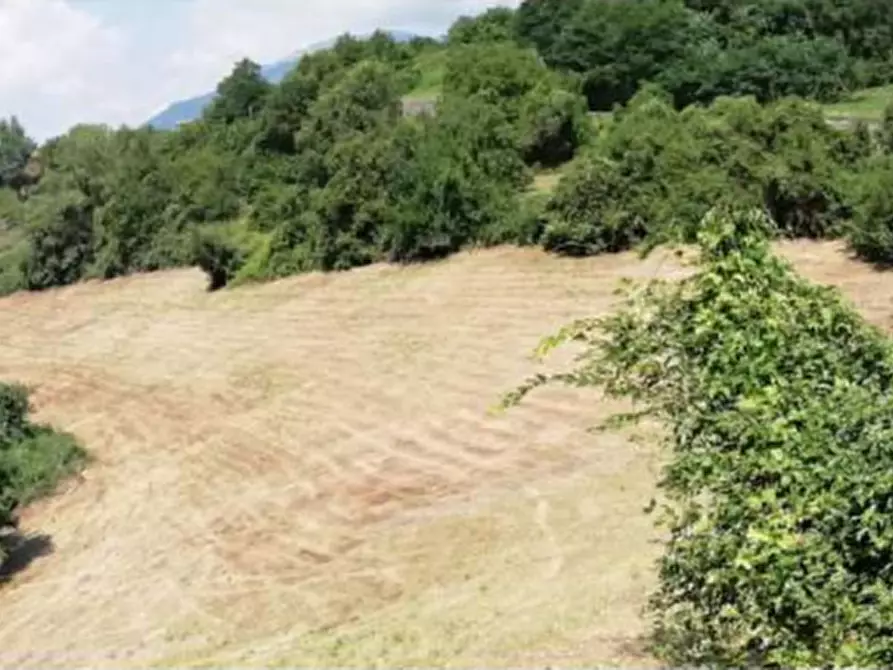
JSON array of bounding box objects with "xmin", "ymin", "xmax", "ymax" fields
[{"xmin": 0, "ymin": 1, "xmax": 891, "ymax": 293}]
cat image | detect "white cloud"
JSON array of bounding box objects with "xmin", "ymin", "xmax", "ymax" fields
[
  {"xmin": 0, "ymin": 0, "xmax": 129, "ymax": 138},
  {"xmin": 0, "ymin": 0, "xmax": 519, "ymax": 141}
]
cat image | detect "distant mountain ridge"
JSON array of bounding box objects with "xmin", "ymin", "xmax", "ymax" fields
[{"xmin": 147, "ymin": 30, "xmax": 418, "ymax": 130}]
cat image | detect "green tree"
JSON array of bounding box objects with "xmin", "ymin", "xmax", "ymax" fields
[
  {"xmin": 205, "ymin": 59, "xmax": 271, "ymax": 125},
  {"xmin": 880, "ymin": 101, "xmax": 893, "ymax": 154},
  {"xmin": 384, "ymin": 96, "xmax": 528, "ymax": 262},
  {"xmin": 442, "ymin": 42, "xmax": 588, "ymax": 167},
  {"xmin": 0, "ymin": 117, "xmax": 36, "ymax": 190},
  {"xmin": 515, "ymin": 0, "xmax": 584, "ymax": 62},
  {"xmin": 443, "ymin": 42, "xmax": 550, "ymax": 103},
  {"xmin": 848, "ymin": 156, "xmax": 893, "ymax": 265},
  {"xmin": 448, "ymin": 7, "xmax": 517, "ymax": 45},
  {"xmin": 22, "ymin": 185, "xmax": 95, "ymax": 291},
  {"xmin": 548, "ymin": 0, "xmax": 710, "ymax": 110},
  {"xmin": 518, "ymin": 84, "xmax": 589, "ymax": 167}
]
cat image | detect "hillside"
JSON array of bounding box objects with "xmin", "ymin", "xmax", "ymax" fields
[
  {"xmin": 146, "ymin": 30, "xmax": 419, "ymax": 130},
  {"xmin": 0, "ymin": 241, "xmax": 884, "ymax": 667}
]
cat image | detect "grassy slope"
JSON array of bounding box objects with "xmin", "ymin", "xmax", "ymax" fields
[
  {"xmin": 0, "ymin": 240, "xmax": 884, "ymax": 667},
  {"xmin": 822, "ymin": 84, "xmax": 893, "ymax": 122},
  {"xmin": 0, "ymin": 247, "xmax": 681, "ymax": 668},
  {"xmin": 0, "ymin": 227, "xmax": 27, "ymax": 296},
  {"xmin": 406, "ymin": 49, "xmax": 447, "ymax": 100}
]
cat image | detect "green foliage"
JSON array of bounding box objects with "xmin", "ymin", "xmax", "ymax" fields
[
  {"xmin": 848, "ymin": 156, "xmax": 893, "ymax": 265},
  {"xmin": 442, "ymin": 42, "xmax": 551, "ymax": 103},
  {"xmin": 405, "ymin": 49, "xmax": 447, "ymax": 98},
  {"xmin": 515, "ymin": 0, "xmax": 585, "ymax": 62},
  {"xmin": 191, "ymin": 226, "xmax": 247, "ymax": 291},
  {"xmin": 0, "ymin": 382, "xmax": 85, "ymax": 535},
  {"xmin": 661, "ymin": 34, "xmax": 852, "ymax": 108},
  {"xmin": 385, "ymin": 98, "xmax": 528, "ymax": 262},
  {"xmin": 543, "ymin": 88, "xmax": 864, "ymax": 255},
  {"xmin": 0, "ymin": 117, "xmax": 36, "ymax": 190},
  {"xmin": 442, "ymin": 42, "xmax": 589, "ymax": 168},
  {"xmin": 549, "ymin": 0, "xmax": 710, "ymax": 110},
  {"xmin": 23, "ymin": 185, "xmax": 96, "ymax": 291},
  {"xmin": 9, "ymin": 5, "xmax": 892, "ymax": 295},
  {"xmin": 880, "ymin": 102, "xmax": 893, "ymax": 154},
  {"xmin": 519, "ymin": 84, "xmax": 589, "ymax": 167},
  {"xmin": 518, "ymin": 0, "xmax": 893, "ymax": 112},
  {"xmin": 448, "ymin": 7, "xmax": 517, "ymax": 46},
  {"xmin": 205, "ymin": 59, "xmax": 271, "ymax": 125},
  {"xmin": 506, "ymin": 206, "xmax": 893, "ymax": 666},
  {"xmin": 542, "ymin": 156, "xmax": 647, "ymax": 255}
]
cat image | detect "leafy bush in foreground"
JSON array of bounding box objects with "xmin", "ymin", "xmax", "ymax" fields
[{"xmin": 506, "ymin": 207, "xmax": 893, "ymax": 666}]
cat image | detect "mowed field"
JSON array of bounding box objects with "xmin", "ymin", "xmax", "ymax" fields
[{"xmin": 0, "ymin": 241, "xmax": 885, "ymax": 668}]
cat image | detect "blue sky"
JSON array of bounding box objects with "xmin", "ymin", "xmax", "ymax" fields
[{"xmin": 0, "ymin": 0, "xmax": 517, "ymax": 141}]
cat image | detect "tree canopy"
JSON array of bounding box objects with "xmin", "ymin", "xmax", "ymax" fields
[{"xmin": 3, "ymin": 1, "xmax": 893, "ymax": 296}]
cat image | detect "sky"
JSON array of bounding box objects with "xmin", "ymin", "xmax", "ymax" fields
[{"xmin": 0, "ymin": 0, "xmax": 518, "ymax": 141}]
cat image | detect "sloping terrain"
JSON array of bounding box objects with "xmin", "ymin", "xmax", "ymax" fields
[{"xmin": 0, "ymin": 242, "xmax": 881, "ymax": 667}]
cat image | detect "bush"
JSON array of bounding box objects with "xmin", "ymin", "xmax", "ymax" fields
[
  {"xmin": 848, "ymin": 157, "xmax": 893, "ymax": 265},
  {"xmin": 542, "ymin": 156, "xmax": 648, "ymax": 255},
  {"xmin": 507, "ymin": 207, "xmax": 893, "ymax": 666},
  {"xmin": 447, "ymin": 7, "xmax": 517, "ymax": 46},
  {"xmin": 542, "ymin": 89, "xmax": 864, "ymax": 257},
  {"xmin": 0, "ymin": 383, "xmax": 85, "ymax": 533},
  {"xmin": 665, "ymin": 35, "xmax": 854, "ymax": 107},
  {"xmin": 880, "ymin": 102, "xmax": 893, "ymax": 155},
  {"xmin": 383, "ymin": 97, "xmax": 528, "ymax": 262},
  {"xmin": 23, "ymin": 189, "xmax": 96, "ymax": 291},
  {"xmin": 479, "ymin": 190, "xmax": 548, "ymax": 247},
  {"xmin": 191, "ymin": 226, "xmax": 248, "ymax": 290},
  {"xmin": 519, "ymin": 85, "xmax": 589, "ymax": 167}
]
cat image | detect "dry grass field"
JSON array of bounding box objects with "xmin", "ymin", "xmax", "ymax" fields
[{"xmin": 0, "ymin": 240, "xmax": 885, "ymax": 668}]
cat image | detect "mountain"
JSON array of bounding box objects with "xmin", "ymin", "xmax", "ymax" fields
[{"xmin": 146, "ymin": 30, "xmax": 419, "ymax": 130}]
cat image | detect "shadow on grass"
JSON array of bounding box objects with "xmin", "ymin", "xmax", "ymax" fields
[{"xmin": 0, "ymin": 530, "xmax": 54, "ymax": 582}]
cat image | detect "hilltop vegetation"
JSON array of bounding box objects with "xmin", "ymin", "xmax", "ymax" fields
[{"xmin": 3, "ymin": 0, "xmax": 893, "ymax": 294}]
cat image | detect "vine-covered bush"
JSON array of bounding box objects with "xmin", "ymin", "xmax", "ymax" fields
[{"xmin": 506, "ymin": 207, "xmax": 893, "ymax": 666}]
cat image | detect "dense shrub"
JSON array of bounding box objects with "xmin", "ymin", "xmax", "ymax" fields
[
  {"xmin": 506, "ymin": 207, "xmax": 893, "ymax": 666},
  {"xmin": 516, "ymin": 0, "xmax": 893, "ymax": 112},
  {"xmin": 848, "ymin": 156, "xmax": 893, "ymax": 265},
  {"xmin": 518, "ymin": 85, "xmax": 589, "ymax": 167},
  {"xmin": 384, "ymin": 96, "xmax": 528, "ymax": 262},
  {"xmin": 23, "ymin": 188, "xmax": 96, "ymax": 291},
  {"xmin": 0, "ymin": 383, "xmax": 85, "ymax": 539},
  {"xmin": 0, "ymin": 117, "xmax": 36, "ymax": 190},
  {"xmin": 192, "ymin": 229, "xmax": 244, "ymax": 291},
  {"xmin": 447, "ymin": 7, "xmax": 517, "ymax": 46},
  {"xmin": 543, "ymin": 87, "xmax": 864, "ymax": 254},
  {"xmin": 542, "ymin": 156, "xmax": 648, "ymax": 255},
  {"xmin": 546, "ymin": 0, "xmax": 710, "ymax": 110}
]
